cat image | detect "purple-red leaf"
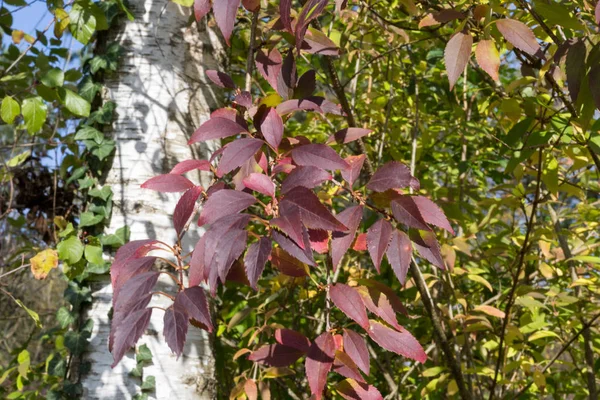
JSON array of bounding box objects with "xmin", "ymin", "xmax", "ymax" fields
[
  {"xmin": 141, "ymin": 174, "xmax": 194, "ymax": 193},
  {"xmin": 336, "ymin": 379, "xmax": 383, "ymax": 400},
  {"xmin": 244, "ymin": 237, "xmax": 272, "ymax": 289},
  {"xmin": 281, "ymin": 165, "xmax": 331, "ymax": 194},
  {"xmin": 294, "ymin": 70, "xmax": 317, "ymax": 99},
  {"xmin": 276, "ymin": 51, "xmax": 297, "ymax": 100},
  {"xmin": 329, "ymin": 283, "xmax": 369, "ymax": 330},
  {"xmin": 333, "ymin": 351, "xmax": 365, "ymax": 383},
  {"xmin": 341, "ymin": 155, "xmax": 365, "ymax": 187},
  {"xmin": 596, "ymin": 1, "xmax": 600, "ymax": 26},
  {"xmin": 206, "ymin": 70, "xmax": 235, "ymax": 89},
  {"xmin": 170, "ymin": 159, "xmax": 211, "ymax": 175},
  {"xmin": 358, "ymin": 280, "xmax": 408, "ymax": 317},
  {"xmin": 475, "ymin": 39, "xmax": 500, "ymax": 81},
  {"xmin": 243, "ymin": 173, "xmax": 275, "ymax": 197},
  {"xmin": 249, "ymin": 344, "xmax": 304, "ymax": 367},
  {"xmin": 327, "ymin": 128, "xmax": 372, "ymax": 145},
  {"xmin": 213, "ymin": 0, "xmax": 240, "ymax": 45},
  {"xmin": 496, "ymin": 19, "xmax": 541, "ymax": 57},
  {"xmin": 410, "ymin": 230, "xmax": 445, "ymax": 269},
  {"xmin": 234, "ymin": 91, "xmax": 252, "ymax": 108},
  {"xmin": 217, "ymin": 138, "xmax": 263, "ymax": 177},
  {"xmin": 194, "ymin": 0, "xmax": 211, "ymax": 21},
  {"xmin": 275, "ymin": 328, "xmax": 311, "ymax": 353},
  {"xmin": 272, "ymin": 232, "xmax": 315, "ymax": 268},
  {"xmin": 412, "ymin": 196, "xmax": 454, "ymax": 234},
  {"xmin": 295, "ymin": 0, "xmax": 328, "ymax": 49},
  {"xmin": 276, "ymin": 96, "xmax": 343, "ymax": 115},
  {"xmin": 189, "ymin": 235, "xmax": 206, "ymax": 287},
  {"xmin": 281, "ymin": 187, "xmax": 348, "ymax": 232},
  {"xmin": 368, "ymin": 320, "xmax": 427, "ymax": 363},
  {"xmin": 292, "ymin": 144, "xmax": 350, "ymax": 171},
  {"xmin": 174, "ymin": 286, "xmax": 213, "ymax": 332},
  {"xmin": 260, "ymin": 107, "xmax": 284, "ymax": 150},
  {"xmin": 366, "ymin": 219, "xmax": 393, "ymax": 272},
  {"xmin": 111, "ymin": 239, "xmax": 162, "ymax": 296},
  {"xmin": 255, "ymin": 48, "xmax": 282, "ymax": 92},
  {"xmin": 163, "ymin": 305, "xmax": 188, "ymax": 358},
  {"xmin": 419, "ymin": 9, "xmax": 465, "ymax": 28},
  {"xmin": 198, "ymin": 189, "xmax": 256, "ymax": 226},
  {"xmin": 173, "ymin": 186, "xmax": 203, "ymax": 235},
  {"xmin": 308, "ymin": 229, "xmax": 329, "ymax": 254},
  {"xmin": 111, "ymin": 308, "xmax": 152, "ymax": 367},
  {"xmin": 301, "ymin": 28, "xmax": 340, "ymax": 56},
  {"xmin": 385, "ymin": 230, "xmax": 412, "ymax": 285},
  {"xmin": 280, "ymin": 0, "xmax": 293, "ymax": 32},
  {"xmin": 189, "ymin": 117, "xmax": 248, "ymax": 144},
  {"xmin": 391, "ymin": 196, "xmax": 431, "ymax": 231},
  {"xmin": 305, "ymin": 331, "xmax": 336, "ymax": 400},
  {"xmin": 366, "ymin": 161, "xmax": 419, "ymax": 192},
  {"xmin": 444, "ymin": 31, "xmax": 473, "ymax": 90},
  {"xmin": 331, "ymin": 206, "xmax": 363, "ymax": 271},
  {"xmin": 271, "ymin": 209, "xmax": 305, "ymax": 249},
  {"xmin": 566, "ymin": 39, "xmax": 587, "ymax": 104},
  {"xmin": 342, "ymin": 329, "xmax": 370, "ymax": 375},
  {"xmin": 357, "ymin": 286, "xmax": 402, "ymax": 331}
]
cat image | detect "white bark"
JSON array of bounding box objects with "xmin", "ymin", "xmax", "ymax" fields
[{"xmin": 81, "ymin": 0, "xmax": 223, "ymax": 398}]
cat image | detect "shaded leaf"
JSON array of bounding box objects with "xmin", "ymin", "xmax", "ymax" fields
[
  {"xmin": 357, "ymin": 286, "xmax": 402, "ymax": 331},
  {"xmin": 332, "ymin": 206, "xmax": 363, "ymax": 271},
  {"xmin": 391, "ymin": 196, "xmax": 430, "ymax": 231},
  {"xmin": 419, "ymin": 9, "xmax": 465, "ymax": 28},
  {"xmin": 590, "ymin": 64, "xmax": 600, "ymax": 111},
  {"xmin": 271, "ymin": 209, "xmax": 306, "ymax": 249},
  {"xmin": 366, "ymin": 219, "xmax": 393, "ymax": 272},
  {"xmin": 249, "ymin": 344, "xmax": 303, "ymax": 367},
  {"xmin": 271, "ymin": 242, "xmax": 313, "ymax": 273},
  {"xmin": 336, "ymin": 379, "xmax": 383, "ymax": 400},
  {"xmin": 330, "ymin": 283, "xmax": 369, "ymax": 329},
  {"xmin": 173, "ymin": 186, "xmax": 203, "ymax": 235},
  {"xmin": 141, "ymin": 174, "xmax": 194, "ymax": 193},
  {"xmin": 342, "ymin": 330, "xmax": 370, "ymax": 375},
  {"xmin": 255, "ymin": 48, "xmax": 282, "ymax": 92},
  {"xmin": 281, "ymin": 187, "xmax": 347, "ymax": 232},
  {"xmin": 295, "ymin": 70, "xmax": 316, "ymax": 98},
  {"xmin": 277, "ymin": 51, "xmax": 297, "ymax": 99},
  {"xmin": 198, "ymin": 189, "xmax": 256, "ymax": 226},
  {"xmin": 410, "ymin": 230, "xmax": 445, "ymax": 269},
  {"xmin": 341, "ymin": 155, "xmax": 365, "ymax": 187},
  {"xmin": 260, "ymin": 107, "xmax": 284, "ymax": 149},
  {"xmin": 566, "ymin": 39, "xmax": 586, "ymax": 104},
  {"xmin": 244, "ymin": 237, "xmax": 272, "ymax": 289},
  {"xmin": 217, "ymin": 138, "xmax": 264, "ymax": 176},
  {"xmin": 281, "ymin": 165, "xmax": 332, "ymax": 194},
  {"xmin": 412, "ymin": 196, "xmax": 454, "ymax": 234},
  {"xmin": 366, "ymin": 161, "xmax": 419, "ymax": 192},
  {"xmin": 206, "ymin": 70, "xmax": 235, "ymax": 89},
  {"xmin": 302, "ymin": 28, "xmax": 340, "ymax": 55},
  {"xmin": 333, "ymin": 351, "xmax": 365, "ymax": 383},
  {"xmin": 444, "ymin": 31, "xmax": 473, "ymax": 90},
  {"xmin": 163, "ymin": 305, "xmax": 188, "ymax": 358},
  {"xmin": 174, "ymin": 286, "xmax": 213, "ymax": 332},
  {"xmin": 367, "ymin": 320, "xmax": 427, "ymax": 363},
  {"xmin": 305, "ymin": 332, "xmax": 335, "ymax": 399},
  {"xmin": 189, "ymin": 236, "xmax": 206, "ymax": 287},
  {"xmin": 111, "ymin": 308, "xmax": 152, "ymax": 367},
  {"xmin": 275, "ymin": 329, "xmax": 311, "ymax": 353},
  {"xmin": 327, "ymin": 128, "xmax": 372, "ymax": 145}
]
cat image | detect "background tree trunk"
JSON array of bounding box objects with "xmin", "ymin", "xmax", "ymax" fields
[{"xmin": 81, "ymin": 0, "xmax": 223, "ymax": 398}]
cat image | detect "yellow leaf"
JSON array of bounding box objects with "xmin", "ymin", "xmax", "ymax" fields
[
  {"xmin": 263, "ymin": 367, "xmax": 294, "ymax": 378},
  {"xmin": 474, "ymin": 305, "xmax": 505, "ymax": 318},
  {"xmin": 468, "ymin": 274, "xmax": 493, "ymax": 291},
  {"xmin": 12, "ymin": 30, "xmax": 24, "ymax": 44},
  {"xmin": 30, "ymin": 249, "xmax": 59, "ymax": 280},
  {"xmin": 233, "ymin": 348, "xmax": 252, "ymax": 360}
]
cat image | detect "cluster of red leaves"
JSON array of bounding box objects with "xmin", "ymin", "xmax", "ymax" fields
[{"xmin": 109, "ymin": 1, "xmax": 456, "ymax": 397}]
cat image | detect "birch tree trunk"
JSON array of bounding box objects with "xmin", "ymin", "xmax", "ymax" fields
[{"xmin": 81, "ymin": 1, "xmax": 223, "ymax": 398}]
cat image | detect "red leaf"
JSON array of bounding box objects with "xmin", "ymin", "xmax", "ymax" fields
[
  {"xmin": 281, "ymin": 165, "xmax": 332, "ymax": 194},
  {"xmin": 217, "ymin": 138, "xmax": 264, "ymax": 177},
  {"xmin": 410, "ymin": 230, "xmax": 445, "ymax": 269},
  {"xmin": 271, "ymin": 237, "xmax": 314, "ymax": 271},
  {"xmin": 189, "ymin": 236, "xmax": 206, "ymax": 287},
  {"xmin": 368, "ymin": 320, "xmax": 427, "ymax": 363},
  {"xmin": 281, "ymin": 187, "xmax": 348, "ymax": 232},
  {"xmin": 194, "ymin": 0, "xmax": 211, "ymax": 21},
  {"xmin": 213, "ymin": 0, "xmax": 240, "ymax": 45},
  {"xmin": 596, "ymin": 1, "xmax": 600, "ymax": 26},
  {"xmin": 366, "ymin": 219, "xmax": 393, "ymax": 272},
  {"xmin": 112, "ymin": 257, "xmax": 156, "ymax": 309},
  {"xmin": 444, "ymin": 31, "xmax": 473, "ymax": 90},
  {"xmin": 163, "ymin": 305, "xmax": 189, "ymax": 358},
  {"xmin": 249, "ymin": 344, "xmax": 304, "ymax": 367},
  {"xmin": 292, "ymin": 144, "xmax": 350, "ymax": 171},
  {"xmin": 331, "ymin": 206, "xmax": 363, "ymax": 271},
  {"xmin": 206, "ymin": 70, "xmax": 235, "ymax": 89},
  {"xmin": 341, "ymin": 155, "xmax": 365, "ymax": 188},
  {"xmin": 305, "ymin": 332, "xmax": 336, "ymax": 400},
  {"xmin": 301, "ymin": 28, "xmax": 340, "ymax": 56},
  {"xmin": 111, "ymin": 308, "xmax": 152, "ymax": 367},
  {"xmin": 243, "ymin": 173, "xmax": 275, "ymax": 197},
  {"xmin": 256, "ymin": 108, "xmax": 283, "ymax": 150},
  {"xmin": 327, "ymin": 128, "xmax": 372, "ymax": 145},
  {"xmin": 358, "ymin": 279, "xmax": 408, "ymax": 317},
  {"xmin": 333, "ymin": 351, "xmax": 365, "ymax": 383},
  {"xmin": 308, "ymin": 229, "xmax": 329, "ymax": 254},
  {"xmin": 366, "ymin": 161, "xmax": 419, "ymax": 192},
  {"xmin": 412, "ymin": 196, "xmax": 454, "ymax": 234},
  {"xmin": 170, "ymin": 159, "xmax": 211, "ymax": 175},
  {"xmin": 174, "ymin": 286, "xmax": 213, "ymax": 332},
  {"xmin": 353, "ymin": 233, "xmax": 367, "ymax": 251},
  {"xmin": 141, "ymin": 174, "xmax": 194, "ymax": 193},
  {"xmin": 244, "ymin": 379, "xmax": 258, "ymax": 400},
  {"xmin": 336, "ymin": 379, "xmax": 383, "ymax": 400},
  {"xmin": 475, "ymin": 39, "xmax": 500, "ymax": 81},
  {"xmin": 280, "ymin": 0, "xmax": 293, "ymax": 33},
  {"xmin": 342, "ymin": 329, "xmax": 369, "ymax": 375},
  {"xmin": 275, "ymin": 329, "xmax": 311, "ymax": 353},
  {"xmin": 330, "ymin": 283, "xmax": 370, "ymax": 330},
  {"xmin": 385, "ymin": 230, "xmax": 412, "ymax": 285},
  {"xmin": 244, "ymin": 237, "xmax": 272, "ymax": 289},
  {"xmin": 110, "ymin": 239, "xmax": 162, "ymax": 296},
  {"xmin": 357, "ymin": 286, "xmax": 402, "ymax": 331},
  {"xmin": 496, "ymin": 19, "xmax": 541, "ymax": 57},
  {"xmin": 271, "ymin": 208, "xmax": 306, "ymax": 249},
  {"xmin": 255, "ymin": 48, "xmax": 282, "ymax": 92},
  {"xmin": 294, "ymin": 70, "xmax": 317, "ymax": 99},
  {"xmin": 235, "ymin": 91, "xmax": 252, "ymax": 108},
  {"xmin": 189, "ymin": 117, "xmax": 248, "ymax": 144},
  {"xmin": 295, "ymin": 0, "xmax": 328, "ymax": 49},
  {"xmin": 276, "ymin": 50, "xmax": 297, "ymax": 99},
  {"xmin": 419, "ymin": 9, "xmax": 465, "ymax": 28},
  {"xmin": 566, "ymin": 39, "xmax": 587, "ymax": 104},
  {"xmin": 276, "ymin": 96, "xmax": 343, "ymax": 115},
  {"xmin": 391, "ymin": 196, "xmax": 430, "ymax": 231},
  {"xmin": 198, "ymin": 189, "xmax": 256, "ymax": 226},
  {"xmin": 173, "ymin": 186, "xmax": 203, "ymax": 235},
  {"xmin": 211, "ymin": 107, "xmax": 247, "ymax": 129}
]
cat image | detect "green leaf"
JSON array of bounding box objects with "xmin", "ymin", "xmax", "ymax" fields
[
  {"xmin": 56, "ymin": 307, "xmax": 75, "ymax": 329},
  {"xmin": 59, "ymin": 88, "xmax": 91, "ymax": 117},
  {"xmin": 571, "ymin": 256, "xmax": 600, "ymax": 264},
  {"xmin": 141, "ymin": 376, "xmax": 156, "ymax": 391},
  {"xmin": 64, "ymin": 331, "xmax": 89, "ymax": 356},
  {"xmin": 84, "ymin": 244, "xmax": 103, "ymax": 265},
  {"xmin": 90, "ymin": 139, "xmax": 115, "ymax": 161},
  {"xmin": 17, "ymin": 350, "xmax": 30, "ymax": 377},
  {"xmin": 7, "ymin": 151, "xmax": 30, "ymax": 167},
  {"xmin": 74, "ymin": 126, "xmax": 104, "ymax": 143},
  {"xmin": 136, "ymin": 344, "xmax": 153, "ymax": 363},
  {"xmin": 101, "ymin": 226, "xmax": 130, "ymax": 247},
  {"xmin": 88, "ymin": 186, "xmax": 112, "ymax": 201},
  {"xmin": 78, "ymin": 76, "xmax": 101, "ymax": 102},
  {"xmin": 172, "ymin": 0, "xmax": 193, "ymax": 6},
  {"xmin": 41, "ymin": 68, "xmax": 64, "ymax": 88},
  {"xmin": 115, "ymin": 0, "xmax": 134, "ymax": 20},
  {"xmin": 22, "ymin": 97, "xmax": 47, "ymax": 134},
  {"xmin": 1, "ymin": 96, "xmax": 20, "ymax": 124},
  {"xmin": 57, "ymin": 235, "xmax": 84, "ymax": 264},
  {"xmin": 528, "ymin": 330, "xmax": 561, "ymax": 342},
  {"xmin": 79, "ymin": 211, "xmax": 104, "ymax": 227},
  {"xmin": 14, "ymin": 299, "xmax": 42, "ymax": 328},
  {"xmin": 69, "ymin": 3, "xmax": 96, "ymax": 44}
]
